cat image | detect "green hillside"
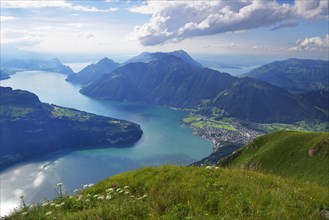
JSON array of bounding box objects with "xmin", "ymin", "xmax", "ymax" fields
[
  {"xmin": 5, "ymin": 131, "xmax": 329, "ymax": 219},
  {"xmin": 245, "ymin": 58, "xmax": 328, "ymax": 93},
  {"xmin": 219, "ymin": 131, "xmax": 329, "ymax": 186},
  {"xmin": 6, "ymin": 166, "xmax": 328, "ymax": 220}
]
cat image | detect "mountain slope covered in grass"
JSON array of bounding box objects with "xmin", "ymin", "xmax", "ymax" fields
[
  {"xmin": 5, "ymin": 165, "xmax": 328, "ymax": 219},
  {"xmin": 5, "ymin": 131, "xmax": 329, "ymax": 219},
  {"xmin": 245, "ymin": 58, "xmax": 329, "ymax": 92},
  {"xmin": 219, "ymin": 131, "xmax": 329, "ymax": 186}
]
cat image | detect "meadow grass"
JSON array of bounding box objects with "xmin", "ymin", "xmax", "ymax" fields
[
  {"xmin": 6, "ymin": 165, "xmax": 328, "ymax": 220},
  {"xmin": 222, "ymin": 131, "xmax": 329, "ymax": 186}
]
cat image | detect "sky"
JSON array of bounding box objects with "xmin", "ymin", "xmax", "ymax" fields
[{"xmin": 0, "ymin": 0, "xmax": 328, "ymax": 64}]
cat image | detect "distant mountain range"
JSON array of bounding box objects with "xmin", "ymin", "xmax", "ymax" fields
[
  {"xmin": 2, "ymin": 53, "xmax": 327, "ymax": 124},
  {"xmin": 1, "ymin": 58, "xmax": 74, "ymax": 76},
  {"xmin": 244, "ymin": 58, "xmax": 329, "ymax": 93},
  {"xmin": 80, "ymin": 54, "xmax": 328, "ymax": 123},
  {"xmin": 65, "ymin": 50, "xmax": 203, "ymax": 86},
  {"xmin": 66, "ymin": 58, "xmax": 120, "ymax": 85},
  {"xmin": 0, "ymin": 69, "xmax": 15, "ymax": 80},
  {"xmin": 0, "ymin": 87, "xmax": 142, "ymax": 169}
]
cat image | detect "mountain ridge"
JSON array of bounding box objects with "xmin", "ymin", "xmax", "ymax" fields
[
  {"xmin": 244, "ymin": 58, "xmax": 329, "ymax": 92},
  {"xmin": 81, "ymin": 54, "xmax": 328, "ymax": 123},
  {"xmin": 124, "ymin": 50, "xmax": 203, "ymax": 68},
  {"xmin": 1, "ymin": 58, "xmax": 74, "ymax": 75},
  {"xmin": 66, "ymin": 57, "xmax": 120, "ymax": 85}
]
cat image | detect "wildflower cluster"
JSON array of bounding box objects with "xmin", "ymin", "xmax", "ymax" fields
[
  {"xmin": 17, "ymin": 182, "xmax": 148, "ymax": 219},
  {"xmin": 205, "ymin": 165, "xmax": 219, "ymax": 170}
]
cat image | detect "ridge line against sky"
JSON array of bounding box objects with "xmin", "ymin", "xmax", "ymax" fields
[{"xmin": 0, "ymin": 0, "xmax": 328, "ymax": 62}]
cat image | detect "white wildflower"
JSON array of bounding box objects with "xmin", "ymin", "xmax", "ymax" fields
[
  {"xmin": 106, "ymin": 188, "xmax": 114, "ymax": 192},
  {"xmin": 85, "ymin": 199, "xmax": 90, "ymax": 202},
  {"xmin": 50, "ymin": 202, "xmax": 55, "ymax": 206},
  {"xmin": 97, "ymin": 195, "xmax": 104, "ymax": 200},
  {"xmin": 106, "ymin": 195, "xmax": 111, "ymax": 200},
  {"xmin": 29, "ymin": 204, "xmax": 37, "ymax": 210},
  {"xmin": 21, "ymin": 212, "xmax": 27, "ymax": 216},
  {"xmin": 116, "ymin": 188, "xmax": 121, "ymax": 192},
  {"xmin": 124, "ymin": 186, "xmax": 129, "ymax": 189},
  {"xmin": 45, "ymin": 211, "xmax": 52, "ymax": 216},
  {"xmin": 56, "ymin": 183, "xmax": 63, "ymax": 187},
  {"xmin": 137, "ymin": 195, "xmax": 147, "ymax": 200},
  {"xmin": 124, "ymin": 191, "xmax": 129, "ymax": 195},
  {"xmin": 41, "ymin": 202, "xmax": 49, "ymax": 207}
]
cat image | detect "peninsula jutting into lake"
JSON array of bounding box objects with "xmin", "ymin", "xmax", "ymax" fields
[
  {"xmin": 1, "ymin": 0, "xmax": 328, "ymax": 218},
  {"xmin": 0, "ymin": 86, "xmax": 143, "ymax": 169}
]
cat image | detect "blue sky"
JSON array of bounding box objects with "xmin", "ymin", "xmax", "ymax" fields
[{"xmin": 0, "ymin": 0, "xmax": 328, "ymax": 63}]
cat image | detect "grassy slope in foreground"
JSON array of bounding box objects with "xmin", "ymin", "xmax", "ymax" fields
[
  {"xmin": 219, "ymin": 131, "xmax": 329, "ymax": 186},
  {"xmin": 6, "ymin": 165, "xmax": 328, "ymax": 219}
]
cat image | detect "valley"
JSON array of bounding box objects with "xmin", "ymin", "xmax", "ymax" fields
[{"xmin": 1, "ymin": 0, "xmax": 328, "ymax": 218}]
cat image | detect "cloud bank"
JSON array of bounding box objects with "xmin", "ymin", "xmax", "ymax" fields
[
  {"xmin": 130, "ymin": 0, "xmax": 328, "ymax": 46},
  {"xmin": 1, "ymin": 0, "xmax": 118, "ymax": 12},
  {"xmin": 289, "ymin": 34, "xmax": 329, "ymax": 51}
]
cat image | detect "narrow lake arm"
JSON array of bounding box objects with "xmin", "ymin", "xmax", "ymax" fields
[{"xmin": 0, "ymin": 87, "xmax": 143, "ymax": 170}]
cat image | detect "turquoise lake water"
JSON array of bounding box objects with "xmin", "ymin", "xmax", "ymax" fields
[{"xmin": 0, "ymin": 71, "xmax": 212, "ymax": 216}]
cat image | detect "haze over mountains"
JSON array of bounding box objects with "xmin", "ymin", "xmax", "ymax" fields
[
  {"xmin": 1, "ymin": 58, "xmax": 73, "ymax": 75},
  {"xmin": 79, "ymin": 51, "xmax": 328, "ymax": 123},
  {"xmin": 245, "ymin": 58, "xmax": 329, "ymax": 93},
  {"xmin": 1, "ymin": 50, "xmax": 328, "ymax": 124},
  {"xmin": 66, "ymin": 58, "xmax": 120, "ymax": 85},
  {"xmin": 124, "ymin": 50, "xmax": 203, "ymax": 68},
  {"xmin": 66, "ymin": 50, "xmax": 203, "ymax": 85}
]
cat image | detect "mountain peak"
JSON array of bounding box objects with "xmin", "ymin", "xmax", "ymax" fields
[
  {"xmin": 98, "ymin": 57, "xmax": 117, "ymax": 65},
  {"xmin": 125, "ymin": 50, "xmax": 203, "ymax": 68},
  {"xmin": 49, "ymin": 58, "xmax": 61, "ymax": 63}
]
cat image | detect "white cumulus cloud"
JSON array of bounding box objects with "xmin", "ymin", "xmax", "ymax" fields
[
  {"xmin": 130, "ymin": 0, "xmax": 328, "ymax": 46},
  {"xmin": 294, "ymin": 0, "xmax": 328, "ymax": 19},
  {"xmin": 289, "ymin": 34, "xmax": 329, "ymax": 51}
]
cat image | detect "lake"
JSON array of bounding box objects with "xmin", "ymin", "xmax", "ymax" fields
[{"xmin": 0, "ymin": 71, "xmax": 213, "ymax": 216}]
